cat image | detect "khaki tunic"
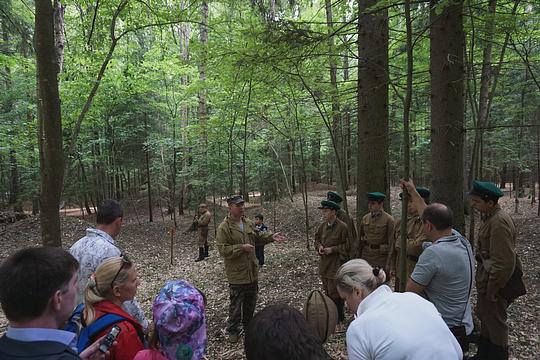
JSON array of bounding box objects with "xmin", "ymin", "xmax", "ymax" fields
[
  {"xmin": 314, "ymin": 219, "xmax": 349, "ymax": 299},
  {"xmin": 475, "ymin": 205, "xmax": 517, "ymax": 347},
  {"xmin": 216, "ymin": 216, "xmax": 274, "ymax": 285},
  {"xmin": 476, "ymin": 205, "xmax": 516, "ymax": 294},
  {"xmin": 359, "ymin": 210, "xmax": 395, "ymax": 269},
  {"xmin": 392, "ymin": 215, "xmax": 428, "ymax": 288},
  {"xmin": 197, "ymin": 210, "xmax": 212, "ymax": 247}
]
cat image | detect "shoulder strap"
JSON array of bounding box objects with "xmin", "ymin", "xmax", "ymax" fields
[
  {"xmin": 77, "ymin": 313, "xmax": 127, "ymax": 353},
  {"xmin": 457, "ymin": 234, "xmax": 473, "ymax": 326}
]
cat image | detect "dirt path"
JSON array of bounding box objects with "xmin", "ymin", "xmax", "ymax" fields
[{"xmin": 0, "ymin": 190, "xmax": 538, "ymax": 359}]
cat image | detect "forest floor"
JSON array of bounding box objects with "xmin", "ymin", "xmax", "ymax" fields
[{"xmin": 0, "ymin": 187, "xmax": 539, "ymax": 359}]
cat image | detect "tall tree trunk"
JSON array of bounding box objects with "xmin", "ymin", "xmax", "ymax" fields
[
  {"xmin": 77, "ymin": 152, "xmax": 92, "ymax": 214},
  {"xmin": 178, "ymin": 4, "xmax": 190, "ymax": 215},
  {"xmin": 36, "ymin": 0, "xmax": 64, "ymax": 246},
  {"xmin": 325, "ymin": 0, "xmax": 346, "ymax": 193},
  {"xmin": 357, "ymin": 0, "xmax": 389, "ymax": 220},
  {"xmin": 469, "ymin": 0, "xmax": 497, "ymax": 187},
  {"xmin": 430, "ymin": 0, "xmax": 465, "ymax": 233},
  {"xmin": 311, "ymin": 131, "xmax": 321, "ymax": 182},
  {"xmin": 241, "ymin": 79, "xmax": 252, "ymax": 202},
  {"xmin": 53, "ymin": 0, "xmax": 65, "ymax": 73},
  {"xmin": 342, "ymin": 40, "xmax": 353, "ymax": 186},
  {"xmin": 198, "ymin": 1, "xmax": 208, "ymax": 202},
  {"xmin": 8, "ymin": 150, "xmax": 22, "ymax": 212},
  {"xmin": 537, "ymin": 108, "xmax": 540, "ymax": 216},
  {"xmin": 144, "ymin": 116, "xmax": 153, "ymax": 222},
  {"xmin": 399, "ymin": 0, "xmax": 413, "ymax": 292}
]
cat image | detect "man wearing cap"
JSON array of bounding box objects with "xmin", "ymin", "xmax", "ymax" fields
[
  {"xmin": 327, "ymin": 191, "xmax": 358, "ymax": 260},
  {"xmin": 392, "ymin": 187, "xmax": 430, "ymax": 291},
  {"xmin": 359, "ymin": 192, "xmax": 395, "ymax": 274},
  {"xmin": 469, "ymin": 181, "xmax": 518, "ymax": 359},
  {"xmin": 327, "ymin": 191, "xmax": 348, "ymax": 224},
  {"xmin": 314, "ymin": 199, "xmax": 349, "ymax": 332},
  {"xmin": 194, "ymin": 204, "xmax": 212, "ymax": 262},
  {"xmin": 216, "ymin": 195, "xmax": 286, "ymax": 343}
]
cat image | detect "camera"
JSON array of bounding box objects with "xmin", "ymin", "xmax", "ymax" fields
[{"xmin": 99, "ymin": 325, "xmax": 121, "ymax": 353}]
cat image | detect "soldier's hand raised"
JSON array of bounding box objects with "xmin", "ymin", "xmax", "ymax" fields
[{"xmin": 241, "ymin": 244, "xmax": 255, "ymax": 253}]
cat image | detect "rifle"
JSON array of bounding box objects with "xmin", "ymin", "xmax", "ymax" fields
[{"xmin": 184, "ymin": 214, "xmax": 198, "ymax": 234}]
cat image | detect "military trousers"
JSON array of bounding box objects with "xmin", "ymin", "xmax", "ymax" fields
[
  {"xmin": 197, "ymin": 227, "xmax": 209, "ymax": 247},
  {"xmin": 226, "ymin": 282, "xmax": 258, "ymax": 335},
  {"xmin": 476, "ymin": 292, "xmax": 509, "ymax": 347}
]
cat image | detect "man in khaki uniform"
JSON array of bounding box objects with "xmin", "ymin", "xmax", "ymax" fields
[
  {"xmin": 327, "ymin": 191, "xmax": 358, "ymax": 260},
  {"xmin": 314, "ymin": 199, "xmax": 349, "ymax": 332},
  {"xmin": 194, "ymin": 203, "xmax": 212, "ymax": 262},
  {"xmin": 392, "ymin": 187, "xmax": 430, "ymax": 291},
  {"xmin": 359, "ymin": 192, "xmax": 395, "ymax": 275},
  {"xmin": 470, "ymin": 181, "xmax": 518, "ymax": 360},
  {"xmin": 216, "ymin": 195, "xmax": 285, "ymax": 343}
]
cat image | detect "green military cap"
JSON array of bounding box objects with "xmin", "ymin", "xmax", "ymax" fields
[
  {"xmin": 226, "ymin": 195, "xmax": 245, "ymax": 204},
  {"xmin": 367, "ymin": 192, "xmax": 386, "ymax": 201},
  {"xmin": 469, "ymin": 180, "xmax": 504, "ymax": 201},
  {"xmin": 318, "ymin": 200, "xmax": 340, "ymax": 211},
  {"xmin": 327, "ymin": 191, "xmax": 343, "ymax": 203},
  {"xmin": 399, "ymin": 187, "xmax": 430, "ymax": 200}
]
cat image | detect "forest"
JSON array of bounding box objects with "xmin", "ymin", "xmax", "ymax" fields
[
  {"xmin": 0, "ymin": 0, "xmax": 538, "ymax": 245},
  {"xmin": 1, "ymin": 0, "xmax": 540, "ymax": 359}
]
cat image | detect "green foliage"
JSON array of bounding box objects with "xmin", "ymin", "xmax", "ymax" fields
[{"xmin": 1, "ymin": 0, "xmax": 539, "ymax": 211}]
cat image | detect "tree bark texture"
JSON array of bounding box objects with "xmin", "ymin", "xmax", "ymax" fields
[
  {"xmin": 430, "ymin": 0, "xmax": 465, "ymax": 233},
  {"xmin": 36, "ymin": 0, "xmax": 65, "ymax": 246},
  {"xmin": 357, "ymin": 0, "xmax": 389, "ymax": 219}
]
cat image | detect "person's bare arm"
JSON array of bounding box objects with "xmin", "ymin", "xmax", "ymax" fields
[{"xmin": 400, "ymin": 179, "xmax": 427, "ymax": 215}]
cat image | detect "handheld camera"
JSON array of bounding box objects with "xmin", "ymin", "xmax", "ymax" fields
[{"xmin": 98, "ymin": 325, "xmax": 121, "ymax": 353}]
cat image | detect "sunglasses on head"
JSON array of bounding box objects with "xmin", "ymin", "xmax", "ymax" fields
[{"xmin": 110, "ymin": 254, "xmax": 132, "ymax": 289}]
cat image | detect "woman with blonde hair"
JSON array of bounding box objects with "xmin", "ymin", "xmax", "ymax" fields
[
  {"xmin": 336, "ymin": 259, "xmax": 462, "ymax": 360},
  {"xmin": 84, "ymin": 256, "xmax": 144, "ymax": 360}
]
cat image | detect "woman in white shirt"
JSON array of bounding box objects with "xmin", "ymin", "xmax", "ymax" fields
[{"xmin": 336, "ymin": 259, "xmax": 462, "ymax": 360}]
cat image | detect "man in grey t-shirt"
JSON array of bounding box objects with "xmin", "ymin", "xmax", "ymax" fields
[{"xmin": 404, "ymin": 200, "xmax": 474, "ymax": 352}]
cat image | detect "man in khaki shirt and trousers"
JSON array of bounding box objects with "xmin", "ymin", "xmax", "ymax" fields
[
  {"xmin": 469, "ymin": 181, "xmax": 519, "ymax": 360},
  {"xmin": 359, "ymin": 192, "xmax": 395, "ymax": 275},
  {"xmin": 216, "ymin": 195, "xmax": 285, "ymax": 343},
  {"xmin": 314, "ymin": 199, "xmax": 349, "ymax": 332},
  {"xmin": 392, "ymin": 187, "xmax": 430, "ymax": 291},
  {"xmin": 194, "ymin": 203, "xmax": 212, "ymax": 262}
]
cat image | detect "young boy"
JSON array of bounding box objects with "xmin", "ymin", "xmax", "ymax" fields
[{"xmin": 254, "ymin": 214, "xmax": 268, "ymax": 269}]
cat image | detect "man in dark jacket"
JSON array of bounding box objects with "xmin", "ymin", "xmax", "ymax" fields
[{"xmin": 0, "ymin": 247, "xmax": 106, "ymax": 360}]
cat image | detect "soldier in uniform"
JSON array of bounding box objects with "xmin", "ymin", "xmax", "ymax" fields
[
  {"xmin": 327, "ymin": 191, "xmax": 358, "ymax": 260},
  {"xmin": 216, "ymin": 195, "xmax": 286, "ymax": 343},
  {"xmin": 314, "ymin": 200, "xmax": 349, "ymax": 332},
  {"xmin": 327, "ymin": 191, "xmax": 348, "ymax": 224},
  {"xmin": 194, "ymin": 203, "xmax": 212, "ymax": 262},
  {"xmin": 392, "ymin": 187, "xmax": 430, "ymax": 291},
  {"xmin": 359, "ymin": 192, "xmax": 395, "ymax": 275},
  {"xmin": 469, "ymin": 181, "xmax": 518, "ymax": 360}
]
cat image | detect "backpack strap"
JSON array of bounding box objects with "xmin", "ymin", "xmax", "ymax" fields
[{"xmin": 77, "ymin": 313, "xmax": 127, "ymax": 353}]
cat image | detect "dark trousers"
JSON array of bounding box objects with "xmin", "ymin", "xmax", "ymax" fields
[
  {"xmin": 255, "ymin": 245, "xmax": 265, "ymax": 266},
  {"xmin": 334, "ymin": 297, "xmax": 345, "ymax": 323},
  {"xmin": 227, "ymin": 282, "xmax": 258, "ymax": 335}
]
